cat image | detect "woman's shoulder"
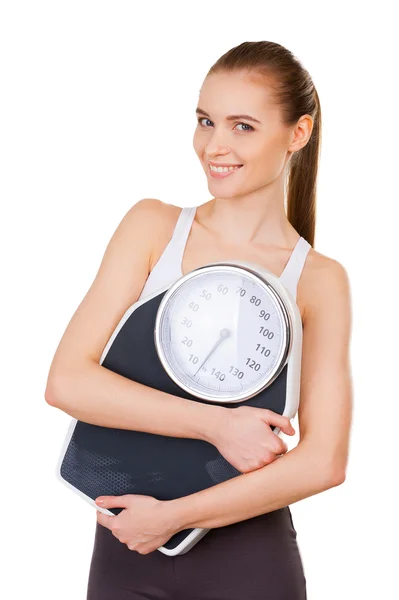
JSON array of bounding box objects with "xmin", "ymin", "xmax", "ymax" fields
[
  {"xmin": 137, "ymin": 199, "xmax": 185, "ymax": 271},
  {"xmin": 300, "ymin": 246, "xmax": 351, "ymax": 324},
  {"xmin": 131, "ymin": 197, "xmax": 181, "ymax": 221}
]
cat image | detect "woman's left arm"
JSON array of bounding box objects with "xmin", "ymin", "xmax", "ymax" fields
[{"xmin": 165, "ymin": 258, "xmax": 353, "ymax": 531}]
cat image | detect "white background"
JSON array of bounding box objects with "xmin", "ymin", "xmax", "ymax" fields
[{"xmin": 1, "ymin": 1, "xmax": 398, "ymax": 598}]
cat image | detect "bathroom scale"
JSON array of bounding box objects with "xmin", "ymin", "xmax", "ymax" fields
[{"xmin": 56, "ymin": 260, "xmax": 303, "ymax": 556}]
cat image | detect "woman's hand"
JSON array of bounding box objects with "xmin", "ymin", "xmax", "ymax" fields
[
  {"xmin": 95, "ymin": 494, "xmax": 180, "ymax": 555},
  {"xmin": 208, "ymin": 406, "xmax": 296, "ymax": 473}
]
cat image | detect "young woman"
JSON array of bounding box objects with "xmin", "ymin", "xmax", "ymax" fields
[{"xmin": 46, "ymin": 40, "xmax": 353, "ymax": 599}]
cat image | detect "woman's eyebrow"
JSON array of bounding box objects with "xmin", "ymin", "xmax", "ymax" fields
[{"xmin": 196, "ymin": 107, "xmax": 261, "ymax": 124}]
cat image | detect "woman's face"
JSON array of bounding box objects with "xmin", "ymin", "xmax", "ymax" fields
[{"xmin": 193, "ymin": 71, "xmax": 295, "ymax": 196}]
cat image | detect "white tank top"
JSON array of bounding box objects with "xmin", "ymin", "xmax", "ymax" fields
[{"xmin": 138, "ymin": 205, "xmax": 311, "ymax": 304}]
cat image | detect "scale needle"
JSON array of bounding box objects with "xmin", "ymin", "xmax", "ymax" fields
[{"xmin": 194, "ymin": 328, "xmax": 230, "ymax": 377}]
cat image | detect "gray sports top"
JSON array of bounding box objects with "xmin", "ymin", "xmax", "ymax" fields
[{"xmin": 138, "ymin": 205, "xmax": 311, "ymax": 304}]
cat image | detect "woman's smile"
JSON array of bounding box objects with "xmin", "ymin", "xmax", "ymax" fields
[{"xmin": 208, "ymin": 164, "xmax": 244, "ymax": 178}]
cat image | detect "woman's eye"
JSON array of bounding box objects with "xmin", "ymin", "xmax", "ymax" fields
[
  {"xmin": 197, "ymin": 117, "xmax": 212, "ymax": 127},
  {"xmin": 236, "ymin": 122, "xmax": 253, "ymax": 132},
  {"xmin": 197, "ymin": 117, "xmax": 253, "ymax": 132}
]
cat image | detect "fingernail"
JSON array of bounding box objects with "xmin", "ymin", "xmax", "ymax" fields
[{"xmin": 96, "ymin": 498, "xmax": 104, "ymax": 504}]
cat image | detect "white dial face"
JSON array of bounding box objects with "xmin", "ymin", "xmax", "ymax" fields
[{"xmin": 156, "ymin": 266, "xmax": 290, "ymax": 402}]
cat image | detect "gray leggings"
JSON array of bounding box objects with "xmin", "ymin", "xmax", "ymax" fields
[{"xmin": 86, "ymin": 506, "xmax": 307, "ymax": 599}]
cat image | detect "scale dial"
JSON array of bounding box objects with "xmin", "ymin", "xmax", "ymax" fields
[{"xmin": 154, "ymin": 263, "xmax": 292, "ymax": 403}]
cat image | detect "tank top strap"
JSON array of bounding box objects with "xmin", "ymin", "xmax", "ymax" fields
[
  {"xmin": 279, "ymin": 236, "xmax": 312, "ymax": 301},
  {"xmin": 172, "ymin": 206, "xmax": 197, "ymax": 255},
  {"xmin": 136, "ymin": 206, "xmax": 197, "ymax": 301}
]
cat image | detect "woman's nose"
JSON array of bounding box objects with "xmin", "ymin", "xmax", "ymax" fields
[{"xmin": 205, "ymin": 140, "xmax": 233, "ymax": 157}]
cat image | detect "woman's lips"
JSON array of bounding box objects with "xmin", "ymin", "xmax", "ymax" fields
[{"xmin": 208, "ymin": 165, "xmax": 243, "ymax": 179}]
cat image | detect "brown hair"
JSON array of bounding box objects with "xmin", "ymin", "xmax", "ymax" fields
[{"xmin": 206, "ymin": 41, "xmax": 321, "ymax": 247}]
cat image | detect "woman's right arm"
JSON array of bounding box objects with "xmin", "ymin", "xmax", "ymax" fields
[{"xmin": 44, "ymin": 198, "xmax": 224, "ymax": 444}]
